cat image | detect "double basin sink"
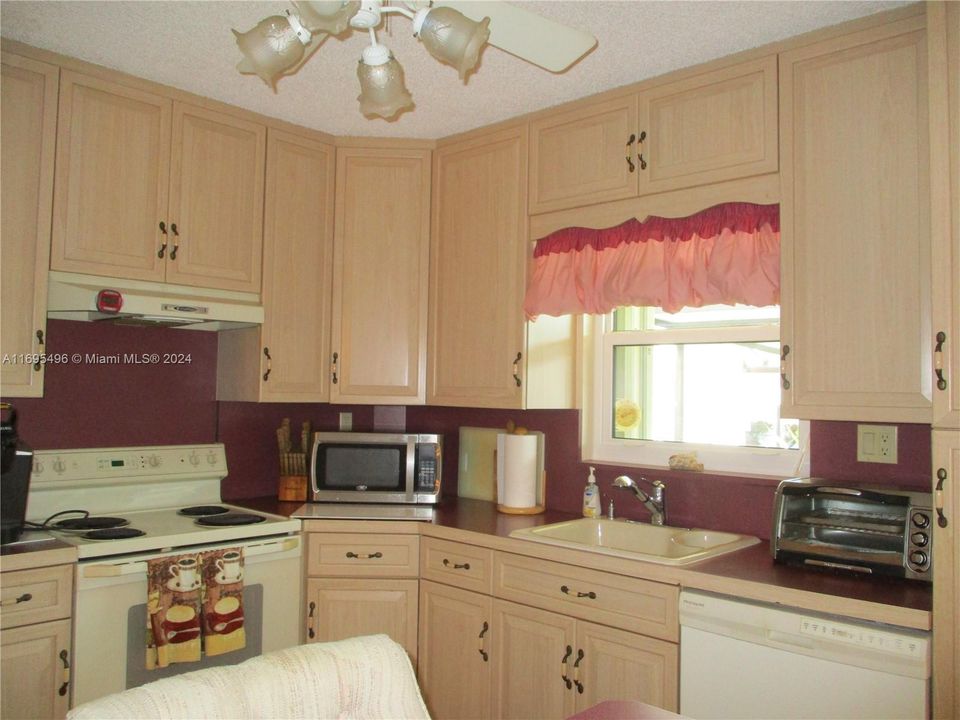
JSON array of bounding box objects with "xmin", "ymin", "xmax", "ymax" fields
[{"xmin": 509, "ymin": 517, "xmax": 759, "ymax": 565}]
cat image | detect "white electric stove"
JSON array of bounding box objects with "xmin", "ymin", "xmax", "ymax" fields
[{"xmin": 23, "ymin": 444, "xmax": 303, "ymax": 707}]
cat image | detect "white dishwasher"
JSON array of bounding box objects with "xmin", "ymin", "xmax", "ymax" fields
[{"xmin": 679, "ymin": 590, "xmax": 930, "ymax": 720}]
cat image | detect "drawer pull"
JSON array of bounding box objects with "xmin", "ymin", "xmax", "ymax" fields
[
  {"xmin": 560, "ymin": 645, "xmax": 573, "ymax": 689},
  {"xmin": 0, "ymin": 592, "xmax": 33, "ymax": 607},
  {"xmin": 560, "ymin": 585, "xmax": 596, "ymax": 600},
  {"xmin": 345, "ymin": 551, "xmax": 383, "ymax": 559},
  {"xmin": 307, "ymin": 601, "xmax": 316, "ymax": 639},
  {"xmin": 58, "ymin": 649, "xmax": 70, "ymax": 696},
  {"xmin": 478, "ymin": 621, "xmax": 489, "ymax": 661},
  {"xmin": 573, "ymin": 648, "xmax": 584, "ymax": 693},
  {"xmin": 442, "ymin": 558, "xmax": 470, "ymax": 570}
]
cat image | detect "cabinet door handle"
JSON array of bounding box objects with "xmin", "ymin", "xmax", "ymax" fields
[
  {"xmin": 0, "ymin": 592, "xmax": 33, "ymax": 607},
  {"xmin": 442, "ymin": 558, "xmax": 470, "ymax": 570},
  {"xmin": 560, "ymin": 644, "xmax": 573, "ymax": 689},
  {"xmin": 560, "ymin": 584, "xmax": 596, "ymax": 600},
  {"xmin": 478, "ymin": 621, "xmax": 489, "ymax": 661},
  {"xmin": 625, "ymin": 133, "xmax": 636, "ymax": 173},
  {"xmin": 345, "ymin": 551, "xmax": 383, "ymax": 559},
  {"xmin": 33, "ymin": 330, "xmax": 44, "ymax": 372},
  {"xmin": 935, "ymin": 331, "xmax": 947, "ymax": 391},
  {"xmin": 169, "ymin": 223, "xmax": 180, "ymax": 260},
  {"xmin": 573, "ymin": 648, "xmax": 584, "ymax": 693},
  {"xmin": 512, "ymin": 352, "xmax": 522, "ymax": 387},
  {"xmin": 158, "ymin": 221, "xmax": 168, "ymax": 258},
  {"xmin": 331, "ymin": 352, "xmax": 339, "ymax": 385},
  {"xmin": 780, "ymin": 344, "xmax": 791, "ymax": 390},
  {"xmin": 936, "ymin": 467, "xmax": 949, "ymax": 528},
  {"xmin": 58, "ymin": 649, "xmax": 70, "ymax": 696},
  {"xmin": 307, "ymin": 601, "xmax": 316, "ymax": 639},
  {"xmin": 637, "ymin": 130, "xmax": 647, "ymax": 170},
  {"xmin": 262, "ymin": 347, "xmax": 272, "ymax": 382}
]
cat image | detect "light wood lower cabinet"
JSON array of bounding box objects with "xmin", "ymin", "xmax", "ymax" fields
[{"xmin": 932, "ymin": 428, "xmax": 960, "ymax": 719}]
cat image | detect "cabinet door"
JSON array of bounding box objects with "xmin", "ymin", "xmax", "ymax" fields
[
  {"xmin": 428, "ymin": 125, "xmax": 528, "ymax": 408},
  {"xmin": 0, "ymin": 53, "xmax": 57, "ymax": 397},
  {"xmin": 51, "ymin": 71, "xmax": 170, "ymax": 281},
  {"xmin": 1, "ymin": 619, "xmax": 71, "ymax": 720},
  {"xmin": 259, "ymin": 129, "xmax": 335, "ymax": 401},
  {"xmin": 492, "ymin": 599, "xmax": 576, "ymax": 720},
  {"xmin": 779, "ymin": 17, "xmax": 933, "ymax": 422},
  {"xmin": 166, "ymin": 102, "xmax": 265, "ymax": 293},
  {"xmin": 529, "ymin": 96, "xmax": 638, "ymax": 214},
  {"xmin": 932, "ymin": 429, "xmax": 960, "ymax": 718},
  {"xmin": 330, "ymin": 147, "xmax": 430, "ymax": 404},
  {"xmin": 418, "ymin": 581, "xmax": 492, "ymax": 720},
  {"xmin": 305, "ymin": 577, "xmax": 418, "ymax": 664},
  {"xmin": 929, "ymin": 1, "xmax": 960, "ymax": 429},
  {"xmin": 637, "ymin": 55, "xmax": 778, "ymax": 196},
  {"xmin": 574, "ymin": 620, "xmax": 679, "ymax": 713}
]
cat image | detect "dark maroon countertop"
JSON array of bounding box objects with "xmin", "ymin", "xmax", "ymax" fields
[{"xmin": 239, "ymin": 495, "xmax": 931, "ymax": 618}]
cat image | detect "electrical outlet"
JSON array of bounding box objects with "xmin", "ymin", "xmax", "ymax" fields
[
  {"xmin": 856, "ymin": 424, "xmax": 898, "ymax": 464},
  {"xmin": 339, "ymin": 412, "xmax": 352, "ymax": 432}
]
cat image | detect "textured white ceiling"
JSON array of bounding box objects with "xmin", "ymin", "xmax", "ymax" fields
[{"xmin": 1, "ymin": 0, "xmax": 908, "ymax": 139}]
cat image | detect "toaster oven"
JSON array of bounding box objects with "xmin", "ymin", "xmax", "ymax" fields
[{"xmin": 772, "ymin": 478, "xmax": 933, "ymax": 581}]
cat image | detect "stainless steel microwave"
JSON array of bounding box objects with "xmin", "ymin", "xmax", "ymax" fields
[{"xmin": 309, "ymin": 432, "xmax": 442, "ymax": 504}]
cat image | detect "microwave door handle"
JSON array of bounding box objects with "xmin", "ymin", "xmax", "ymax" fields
[{"xmin": 406, "ymin": 439, "xmax": 416, "ymax": 498}]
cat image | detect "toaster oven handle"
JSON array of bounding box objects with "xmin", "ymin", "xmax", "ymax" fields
[{"xmin": 804, "ymin": 486, "xmax": 902, "ymax": 504}]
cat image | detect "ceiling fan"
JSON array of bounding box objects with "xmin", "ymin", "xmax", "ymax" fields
[{"xmin": 233, "ymin": 1, "xmax": 597, "ymax": 119}]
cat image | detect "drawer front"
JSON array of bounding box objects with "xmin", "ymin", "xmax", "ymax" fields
[
  {"xmin": 493, "ymin": 553, "xmax": 678, "ymax": 641},
  {"xmin": 420, "ymin": 537, "xmax": 494, "ymax": 594},
  {"xmin": 307, "ymin": 534, "xmax": 419, "ymax": 577},
  {"xmin": 0, "ymin": 565, "xmax": 73, "ymax": 630}
]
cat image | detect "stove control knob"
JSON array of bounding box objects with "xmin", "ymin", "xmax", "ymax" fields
[
  {"xmin": 148, "ymin": 455, "xmax": 161, "ymax": 468},
  {"xmin": 33, "ymin": 460, "xmax": 44, "ymax": 474},
  {"xmin": 911, "ymin": 532, "xmax": 928, "ymax": 547},
  {"xmin": 206, "ymin": 452, "xmax": 217, "ymax": 465},
  {"xmin": 189, "ymin": 453, "xmax": 201, "ymax": 466},
  {"xmin": 53, "ymin": 458, "xmax": 66, "ymax": 473},
  {"xmin": 909, "ymin": 550, "xmax": 928, "ymax": 567},
  {"xmin": 912, "ymin": 512, "xmax": 930, "ymax": 529}
]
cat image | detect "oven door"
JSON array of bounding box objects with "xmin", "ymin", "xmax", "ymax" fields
[
  {"xmin": 311, "ymin": 435, "xmax": 415, "ymax": 503},
  {"xmin": 72, "ymin": 535, "xmax": 301, "ymax": 707}
]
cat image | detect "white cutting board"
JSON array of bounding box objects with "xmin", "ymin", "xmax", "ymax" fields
[{"xmin": 458, "ymin": 426, "xmax": 545, "ymax": 502}]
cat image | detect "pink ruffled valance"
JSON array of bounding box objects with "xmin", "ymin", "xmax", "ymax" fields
[{"xmin": 524, "ymin": 202, "xmax": 780, "ymax": 318}]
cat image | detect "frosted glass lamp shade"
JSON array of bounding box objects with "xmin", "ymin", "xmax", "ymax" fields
[
  {"xmin": 417, "ymin": 7, "xmax": 490, "ymax": 80},
  {"xmin": 357, "ymin": 53, "xmax": 413, "ymax": 119},
  {"xmin": 233, "ymin": 15, "xmax": 308, "ymax": 89},
  {"xmin": 292, "ymin": 1, "xmax": 361, "ymax": 35}
]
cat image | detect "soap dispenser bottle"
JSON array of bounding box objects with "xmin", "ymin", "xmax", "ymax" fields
[{"xmin": 583, "ymin": 466, "xmax": 601, "ymax": 518}]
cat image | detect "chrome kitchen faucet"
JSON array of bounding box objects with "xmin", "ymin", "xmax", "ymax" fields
[{"xmin": 613, "ymin": 475, "xmax": 667, "ymax": 526}]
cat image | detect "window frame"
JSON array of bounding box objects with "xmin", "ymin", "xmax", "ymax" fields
[{"xmin": 582, "ymin": 312, "xmax": 809, "ymax": 477}]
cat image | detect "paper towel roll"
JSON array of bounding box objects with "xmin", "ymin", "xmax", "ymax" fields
[{"xmin": 497, "ymin": 433, "xmax": 539, "ymax": 509}]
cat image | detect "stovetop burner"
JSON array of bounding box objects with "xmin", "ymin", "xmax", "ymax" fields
[
  {"xmin": 178, "ymin": 505, "xmax": 230, "ymax": 517},
  {"xmin": 195, "ymin": 513, "xmax": 266, "ymax": 527},
  {"xmin": 53, "ymin": 516, "xmax": 129, "ymax": 531},
  {"xmin": 83, "ymin": 527, "xmax": 146, "ymax": 540}
]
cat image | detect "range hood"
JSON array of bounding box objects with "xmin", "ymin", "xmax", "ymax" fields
[{"xmin": 47, "ymin": 271, "xmax": 263, "ymax": 331}]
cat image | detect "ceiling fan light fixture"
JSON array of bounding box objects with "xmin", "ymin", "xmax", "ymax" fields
[
  {"xmin": 413, "ymin": 6, "xmax": 490, "ymax": 80},
  {"xmin": 233, "ymin": 12, "xmax": 312, "ymax": 89},
  {"xmin": 292, "ymin": 1, "xmax": 361, "ymax": 35},
  {"xmin": 357, "ymin": 44, "xmax": 413, "ymax": 119}
]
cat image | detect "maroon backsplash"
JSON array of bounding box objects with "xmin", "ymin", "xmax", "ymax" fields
[{"xmin": 3, "ymin": 321, "xmax": 933, "ymax": 539}]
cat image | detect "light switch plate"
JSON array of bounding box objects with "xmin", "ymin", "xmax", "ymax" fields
[
  {"xmin": 339, "ymin": 412, "xmax": 352, "ymax": 432},
  {"xmin": 856, "ymin": 424, "xmax": 898, "ymax": 464}
]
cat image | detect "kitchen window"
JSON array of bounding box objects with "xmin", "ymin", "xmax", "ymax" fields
[{"xmin": 583, "ymin": 304, "xmax": 807, "ymax": 476}]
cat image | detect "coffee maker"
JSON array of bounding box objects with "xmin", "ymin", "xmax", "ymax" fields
[{"xmin": 1, "ymin": 403, "xmax": 33, "ymax": 544}]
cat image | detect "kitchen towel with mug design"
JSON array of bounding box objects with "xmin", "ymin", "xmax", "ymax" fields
[
  {"xmin": 200, "ymin": 547, "xmax": 246, "ymax": 657},
  {"xmin": 146, "ymin": 552, "xmax": 203, "ymax": 669}
]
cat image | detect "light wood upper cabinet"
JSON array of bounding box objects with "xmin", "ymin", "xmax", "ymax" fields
[
  {"xmin": 928, "ymin": 0, "xmax": 960, "ymax": 430},
  {"xmin": 330, "ymin": 147, "xmax": 431, "ymax": 404},
  {"xmin": 528, "ymin": 55, "xmax": 778, "ymax": 215},
  {"xmin": 216, "ymin": 128, "xmax": 334, "ymax": 402},
  {"xmin": 51, "ymin": 72, "xmax": 265, "ymax": 293},
  {"xmin": 779, "ymin": 16, "xmax": 932, "ymax": 422},
  {"xmin": 0, "ymin": 52, "xmax": 58, "ymax": 398}
]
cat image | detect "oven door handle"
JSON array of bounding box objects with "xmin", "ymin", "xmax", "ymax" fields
[{"xmin": 81, "ymin": 537, "xmax": 300, "ymax": 578}]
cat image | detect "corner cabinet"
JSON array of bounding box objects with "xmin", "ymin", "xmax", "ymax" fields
[
  {"xmin": 779, "ymin": 16, "xmax": 933, "ymax": 422},
  {"xmin": 51, "ymin": 71, "xmax": 265, "ymax": 293},
  {"xmin": 528, "ymin": 55, "xmax": 778, "ymax": 215},
  {"xmin": 217, "ymin": 128, "xmax": 335, "ymax": 402},
  {"xmin": 0, "ymin": 52, "xmax": 58, "ymax": 398},
  {"xmin": 330, "ymin": 147, "xmax": 431, "ymax": 404}
]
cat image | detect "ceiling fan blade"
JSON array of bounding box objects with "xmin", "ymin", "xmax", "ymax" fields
[{"xmin": 434, "ymin": 1, "xmax": 596, "ymax": 73}]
